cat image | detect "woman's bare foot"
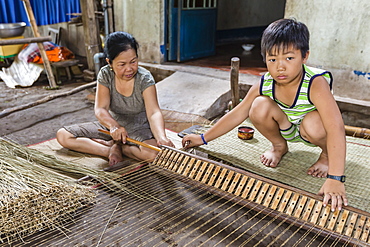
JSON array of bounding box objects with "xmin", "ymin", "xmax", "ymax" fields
[
  {"xmin": 92, "ymin": 138, "xmax": 114, "ymax": 147},
  {"xmin": 104, "ymin": 160, "xmax": 132, "ymax": 172},
  {"xmin": 307, "ymin": 152, "xmax": 329, "ymax": 178},
  {"xmin": 108, "ymin": 143, "xmax": 123, "ymax": 166},
  {"xmin": 260, "ymin": 143, "xmax": 288, "ymax": 167}
]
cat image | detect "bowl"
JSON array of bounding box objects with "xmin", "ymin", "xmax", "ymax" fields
[
  {"xmin": 242, "ymin": 44, "xmax": 255, "ymax": 52},
  {"xmin": 0, "ymin": 22, "xmax": 26, "ymax": 38},
  {"xmin": 238, "ymin": 126, "xmax": 255, "ymax": 140}
]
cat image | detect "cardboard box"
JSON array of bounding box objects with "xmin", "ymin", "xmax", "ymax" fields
[{"xmin": 0, "ymin": 36, "xmax": 24, "ymax": 58}]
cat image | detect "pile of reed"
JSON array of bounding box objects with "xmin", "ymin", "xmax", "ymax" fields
[
  {"xmin": 0, "ymin": 138, "xmax": 100, "ymax": 244},
  {"xmin": 0, "ymin": 137, "xmax": 162, "ymax": 244}
]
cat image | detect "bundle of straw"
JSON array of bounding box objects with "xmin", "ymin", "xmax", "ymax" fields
[
  {"xmin": 0, "ymin": 139, "xmax": 97, "ymax": 244},
  {"xmin": 0, "ymin": 137, "xmax": 162, "ymax": 244}
]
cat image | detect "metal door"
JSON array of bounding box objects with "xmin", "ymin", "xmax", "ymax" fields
[{"xmin": 168, "ymin": 0, "xmax": 217, "ymax": 62}]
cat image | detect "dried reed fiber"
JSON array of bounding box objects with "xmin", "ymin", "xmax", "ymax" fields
[
  {"xmin": 0, "ymin": 149, "xmax": 96, "ymax": 244},
  {"xmin": 0, "ymin": 138, "xmax": 159, "ymax": 244},
  {"xmin": 0, "ymin": 138, "xmax": 161, "ymax": 201}
]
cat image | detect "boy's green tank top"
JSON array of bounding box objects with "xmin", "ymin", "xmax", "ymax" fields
[{"xmin": 260, "ymin": 64, "xmax": 333, "ymax": 124}]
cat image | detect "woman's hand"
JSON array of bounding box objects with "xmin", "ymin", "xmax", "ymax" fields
[
  {"xmin": 110, "ymin": 126, "xmax": 128, "ymax": 144},
  {"xmin": 182, "ymin": 134, "xmax": 204, "ymax": 148},
  {"xmin": 157, "ymin": 137, "xmax": 175, "ymax": 148},
  {"xmin": 318, "ymin": 178, "xmax": 348, "ymax": 212}
]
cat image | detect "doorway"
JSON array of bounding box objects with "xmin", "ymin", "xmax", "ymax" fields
[
  {"xmin": 165, "ymin": 0, "xmax": 286, "ymax": 75},
  {"xmin": 167, "ymin": 0, "xmax": 217, "ymax": 62}
]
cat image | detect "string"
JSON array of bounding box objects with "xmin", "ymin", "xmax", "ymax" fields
[
  {"xmin": 198, "ymin": 203, "xmax": 259, "ymax": 246},
  {"xmin": 224, "ymin": 206, "xmax": 283, "ymax": 246},
  {"xmin": 261, "ymin": 215, "xmax": 300, "ymax": 246},
  {"xmin": 97, "ymin": 151, "xmax": 368, "ymax": 245},
  {"xmin": 96, "ymin": 199, "xmax": 121, "ymax": 246},
  {"xmin": 125, "ymin": 184, "xmax": 220, "ymax": 245},
  {"xmin": 71, "ymin": 167, "xmax": 210, "ymax": 244},
  {"xmin": 136, "ymin": 161, "xmax": 253, "ymax": 246},
  {"xmin": 9, "ymin": 147, "xmax": 370, "ymax": 246},
  {"xmin": 137, "ymin": 160, "xmax": 255, "ymax": 245},
  {"xmin": 80, "ymin": 152, "xmax": 223, "ymax": 245},
  {"xmin": 17, "ymin": 163, "xmax": 178, "ymax": 245},
  {"xmin": 181, "ymin": 197, "xmax": 258, "ymax": 246}
]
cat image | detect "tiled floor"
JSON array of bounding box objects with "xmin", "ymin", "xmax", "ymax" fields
[{"xmin": 183, "ymin": 40, "xmax": 268, "ymax": 76}]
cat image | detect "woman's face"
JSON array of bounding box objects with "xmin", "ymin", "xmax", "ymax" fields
[{"xmin": 109, "ymin": 48, "xmax": 138, "ymax": 81}]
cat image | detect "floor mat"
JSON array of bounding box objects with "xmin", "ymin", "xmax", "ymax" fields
[
  {"xmin": 29, "ymin": 125, "xmax": 370, "ymax": 212},
  {"xmin": 29, "ymin": 129, "xmax": 184, "ymax": 170},
  {"xmin": 186, "ymin": 121, "xmax": 370, "ymax": 213}
]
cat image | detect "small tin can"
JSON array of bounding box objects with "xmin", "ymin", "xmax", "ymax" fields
[{"xmin": 238, "ymin": 126, "xmax": 255, "ymax": 140}]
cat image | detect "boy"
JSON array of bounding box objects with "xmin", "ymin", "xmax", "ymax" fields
[{"xmin": 182, "ymin": 18, "xmax": 347, "ymax": 212}]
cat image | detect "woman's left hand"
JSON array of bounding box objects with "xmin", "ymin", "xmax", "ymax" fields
[{"xmin": 157, "ymin": 137, "xmax": 175, "ymax": 148}]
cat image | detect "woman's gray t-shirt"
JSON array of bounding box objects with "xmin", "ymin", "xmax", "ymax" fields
[
  {"xmin": 64, "ymin": 65, "xmax": 156, "ymax": 142},
  {"xmin": 98, "ymin": 65, "xmax": 155, "ymax": 136}
]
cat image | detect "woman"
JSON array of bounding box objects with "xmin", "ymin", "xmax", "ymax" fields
[{"xmin": 57, "ymin": 31, "xmax": 174, "ymax": 165}]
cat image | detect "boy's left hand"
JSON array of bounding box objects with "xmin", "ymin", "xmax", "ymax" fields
[{"xmin": 318, "ymin": 179, "xmax": 348, "ymax": 211}]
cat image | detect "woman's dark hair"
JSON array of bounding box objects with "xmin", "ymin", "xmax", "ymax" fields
[
  {"xmin": 261, "ymin": 18, "xmax": 309, "ymax": 62},
  {"xmin": 104, "ymin": 31, "xmax": 139, "ymax": 62}
]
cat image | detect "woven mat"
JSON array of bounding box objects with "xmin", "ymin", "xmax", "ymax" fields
[
  {"xmin": 192, "ymin": 121, "xmax": 370, "ymax": 213},
  {"xmin": 29, "ymin": 129, "xmax": 184, "ymax": 170},
  {"xmin": 29, "ymin": 127, "xmax": 370, "ymax": 212}
]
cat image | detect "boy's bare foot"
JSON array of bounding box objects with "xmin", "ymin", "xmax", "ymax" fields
[
  {"xmin": 307, "ymin": 152, "xmax": 329, "ymax": 178},
  {"xmin": 108, "ymin": 143, "xmax": 123, "ymax": 166},
  {"xmin": 92, "ymin": 138, "xmax": 114, "ymax": 147},
  {"xmin": 260, "ymin": 144, "xmax": 288, "ymax": 167}
]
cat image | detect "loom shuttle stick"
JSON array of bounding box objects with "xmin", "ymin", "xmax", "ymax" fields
[{"xmin": 98, "ymin": 129, "xmax": 161, "ymax": 152}]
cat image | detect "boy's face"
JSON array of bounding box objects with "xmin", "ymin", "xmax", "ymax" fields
[{"xmin": 265, "ymin": 45, "xmax": 309, "ymax": 85}]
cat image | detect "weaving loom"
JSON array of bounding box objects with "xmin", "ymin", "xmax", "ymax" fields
[{"xmin": 6, "ymin": 146, "xmax": 370, "ymax": 247}]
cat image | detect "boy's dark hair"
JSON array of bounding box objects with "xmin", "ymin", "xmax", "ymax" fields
[
  {"xmin": 104, "ymin": 31, "xmax": 139, "ymax": 62},
  {"xmin": 261, "ymin": 18, "xmax": 309, "ymax": 62}
]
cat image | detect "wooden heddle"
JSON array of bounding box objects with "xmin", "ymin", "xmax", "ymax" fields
[{"xmin": 6, "ymin": 146, "xmax": 370, "ymax": 247}]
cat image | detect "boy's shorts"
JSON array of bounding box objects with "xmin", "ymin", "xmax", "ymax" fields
[{"xmin": 280, "ymin": 123, "xmax": 316, "ymax": 147}]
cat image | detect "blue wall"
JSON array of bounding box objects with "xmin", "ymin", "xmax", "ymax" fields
[{"xmin": 0, "ymin": 0, "xmax": 81, "ymax": 25}]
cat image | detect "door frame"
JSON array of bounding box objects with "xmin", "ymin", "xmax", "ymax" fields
[{"xmin": 166, "ymin": 0, "xmax": 217, "ymax": 62}]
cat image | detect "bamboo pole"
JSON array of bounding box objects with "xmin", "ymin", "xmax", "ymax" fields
[
  {"xmin": 80, "ymin": 0, "xmax": 101, "ymax": 71},
  {"xmin": 345, "ymin": 125, "xmax": 370, "ymax": 139},
  {"xmin": 0, "ymin": 36, "xmax": 51, "ymax": 45},
  {"xmin": 98, "ymin": 129, "xmax": 161, "ymax": 152},
  {"xmin": 21, "ymin": 0, "xmax": 58, "ymax": 89},
  {"xmin": 230, "ymin": 57, "xmax": 240, "ymax": 108},
  {"xmin": 106, "ymin": 0, "xmax": 114, "ymax": 33}
]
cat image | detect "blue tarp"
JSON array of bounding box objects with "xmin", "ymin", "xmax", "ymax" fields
[{"xmin": 0, "ymin": 0, "xmax": 81, "ymax": 25}]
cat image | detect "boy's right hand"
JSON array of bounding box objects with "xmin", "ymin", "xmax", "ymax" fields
[
  {"xmin": 182, "ymin": 134, "xmax": 204, "ymax": 148},
  {"xmin": 318, "ymin": 178, "xmax": 348, "ymax": 212}
]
